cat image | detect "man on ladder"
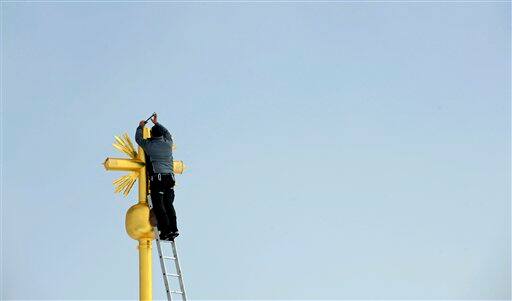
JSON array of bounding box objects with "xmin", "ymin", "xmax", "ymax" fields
[{"xmin": 136, "ymin": 113, "xmax": 179, "ymax": 241}]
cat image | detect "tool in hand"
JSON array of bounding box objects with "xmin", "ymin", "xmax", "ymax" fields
[{"xmin": 144, "ymin": 112, "xmax": 157, "ymax": 125}]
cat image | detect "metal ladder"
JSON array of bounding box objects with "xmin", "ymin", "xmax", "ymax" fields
[{"xmin": 148, "ymin": 196, "xmax": 188, "ymax": 301}]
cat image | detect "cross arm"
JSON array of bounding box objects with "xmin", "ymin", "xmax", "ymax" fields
[{"xmin": 103, "ymin": 158, "xmax": 144, "ymax": 172}]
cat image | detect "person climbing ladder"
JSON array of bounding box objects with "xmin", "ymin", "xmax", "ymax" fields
[{"xmin": 135, "ymin": 113, "xmax": 179, "ymax": 241}]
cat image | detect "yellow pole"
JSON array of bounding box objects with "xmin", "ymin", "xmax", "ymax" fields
[
  {"xmin": 138, "ymin": 138, "xmax": 148, "ymax": 204},
  {"xmin": 138, "ymin": 127, "xmax": 151, "ymax": 301},
  {"xmin": 139, "ymin": 239, "xmax": 152, "ymax": 301}
]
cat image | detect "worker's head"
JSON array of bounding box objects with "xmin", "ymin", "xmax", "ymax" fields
[{"xmin": 151, "ymin": 124, "xmax": 164, "ymax": 138}]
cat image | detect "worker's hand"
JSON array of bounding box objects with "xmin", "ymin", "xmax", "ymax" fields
[
  {"xmin": 139, "ymin": 120, "xmax": 146, "ymax": 127},
  {"xmin": 151, "ymin": 113, "xmax": 158, "ymax": 124}
]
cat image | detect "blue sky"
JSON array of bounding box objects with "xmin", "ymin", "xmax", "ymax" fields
[{"xmin": 1, "ymin": 2, "xmax": 510, "ymax": 300}]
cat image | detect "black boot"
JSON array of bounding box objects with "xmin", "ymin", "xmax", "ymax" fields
[
  {"xmin": 159, "ymin": 229, "xmax": 172, "ymax": 241},
  {"xmin": 169, "ymin": 231, "xmax": 179, "ymax": 240}
]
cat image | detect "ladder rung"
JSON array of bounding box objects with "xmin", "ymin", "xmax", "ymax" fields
[
  {"xmin": 165, "ymin": 273, "xmax": 180, "ymax": 277},
  {"xmin": 163, "ymin": 256, "xmax": 176, "ymax": 260},
  {"xmin": 170, "ymin": 290, "xmax": 183, "ymax": 294}
]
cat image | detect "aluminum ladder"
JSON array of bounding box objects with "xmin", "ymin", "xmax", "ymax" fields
[{"xmin": 148, "ymin": 196, "xmax": 188, "ymax": 301}]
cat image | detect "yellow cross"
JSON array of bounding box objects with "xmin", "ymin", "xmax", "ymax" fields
[{"xmin": 103, "ymin": 128, "xmax": 185, "ymax": 198}]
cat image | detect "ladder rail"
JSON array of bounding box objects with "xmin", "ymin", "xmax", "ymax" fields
[
  {"xmin": 148, "ymin": 195, "xmax": 188, "ymax": 301},
  {"xmin": 171, "ymin": 241, "xmax": 187, "ymax": 301},
  {"xmin": 154, "ymin": 228, "xmax": 174, "ymax": 301}
]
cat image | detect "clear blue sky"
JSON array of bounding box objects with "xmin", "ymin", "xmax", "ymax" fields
[{"xmin": 1, "ymin": 2, "xmax": 510, "ymax": 300}]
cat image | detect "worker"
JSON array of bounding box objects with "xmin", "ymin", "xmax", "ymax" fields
[{"xmin": 135, "ymin": 113, "xmax": 179, "ymax": 241}]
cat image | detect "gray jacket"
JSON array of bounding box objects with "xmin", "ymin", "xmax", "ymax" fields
[{"xmin": 135, "ymin": 123, "xmax": 174, "ymax": 174}]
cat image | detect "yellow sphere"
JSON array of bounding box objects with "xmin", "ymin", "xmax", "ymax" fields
[{"xmin": 125, "ymin": 203, "xmax": 155, "ymax": 240}]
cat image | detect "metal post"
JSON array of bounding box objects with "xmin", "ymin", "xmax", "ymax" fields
[{"xmin": 139, "ymin": 239, "xmax": 152, "ymax": 301}]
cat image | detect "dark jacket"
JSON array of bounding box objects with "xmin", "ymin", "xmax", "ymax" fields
[{"xmin": 135, "ymin": 123, "xmax": 174, "ymax": 174}]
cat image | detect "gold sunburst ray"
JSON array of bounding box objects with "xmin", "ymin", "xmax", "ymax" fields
[
  {"xmin": 109, "ymin": 133, "xmax": 140, "ymax": 196},
  {"xmin": 113, "ymin": 133, "xmax": 138, "ymax": 159},
  {"xmin": 113, "ymin": 172, "xmax": 138, "ymax": 196},
  {"xmin": 123, "ymin": 133, "xmax": 137, "ymax": 154}
]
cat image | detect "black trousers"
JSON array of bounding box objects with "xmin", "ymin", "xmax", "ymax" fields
[{"xmin": 150, "ymin": 174, "xmax": 178, "ymax": 234}]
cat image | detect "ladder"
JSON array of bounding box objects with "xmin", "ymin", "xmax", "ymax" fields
[{"xmin": 148, "ymin": 196, "xmax": 188, "ymax": 301}]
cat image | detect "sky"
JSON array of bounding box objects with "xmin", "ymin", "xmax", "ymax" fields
[{"xmin": 1, "ymin": 2, "xmax": 510, "ymax": 300}]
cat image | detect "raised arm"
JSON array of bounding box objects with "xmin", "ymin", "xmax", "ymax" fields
[{"xmin": 135, "ymin": 121, "xmax": 148, "ymax": 148}]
